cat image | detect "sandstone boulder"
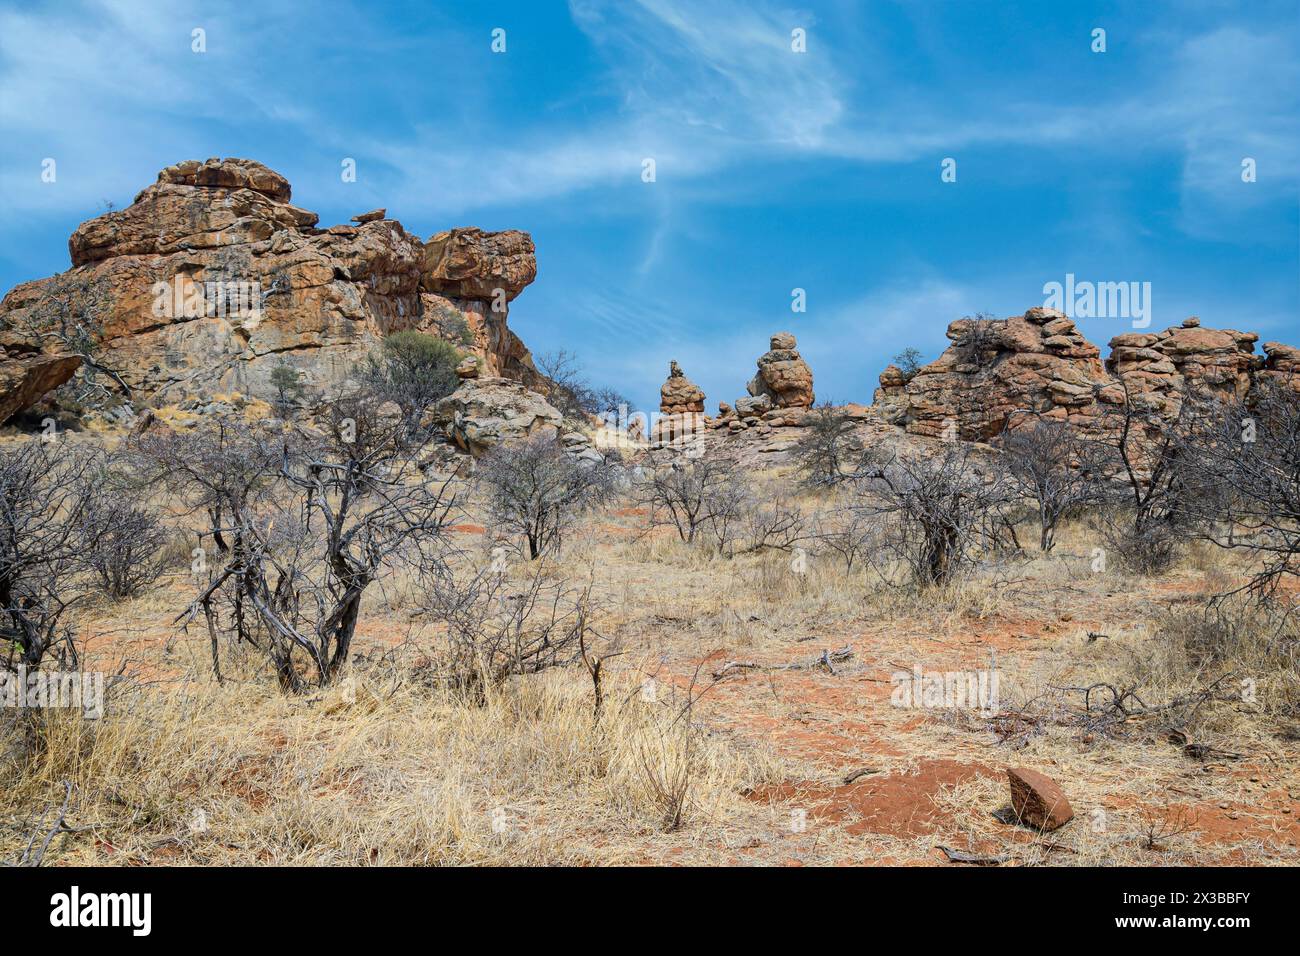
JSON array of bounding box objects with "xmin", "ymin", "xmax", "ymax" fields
[
  {"xmin": 747, "ymin": 332, "xmax": 814, "ymax": 409},
  {"xmin": 420, "ymin": 227, "xmax": 537, "ymax": 301},
  {"xmin": 659, "ymin": 360, "xmax": 705, "ymax": 414},
  {"xmin": 1006, "ymin": 767, "xmax": 1074, "ymax": 831},
  {"xmin": 428, "ymin": 376, "xmax": 562, "ymax": 457},
  {"xmin": 882, "ymin": 309, "xmax": 1110, "ymax": 440},
  {"xmin": 0, "ymin": 353, "xmax": 82, "ymax": 424}
]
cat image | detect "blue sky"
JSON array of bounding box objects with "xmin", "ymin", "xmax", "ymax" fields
[{"xmin": 1, "ymin": 0, "xmax": 1297, "ymax": 413}]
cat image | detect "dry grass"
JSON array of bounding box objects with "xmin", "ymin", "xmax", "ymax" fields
[{"xmin": 3, "ymin": 472, "xmax": 1298, "ymax": 866}]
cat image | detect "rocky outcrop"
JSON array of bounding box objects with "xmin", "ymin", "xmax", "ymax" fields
[
  {"xmin": 871, "ymin": 308, "xmax": 1296, "ymax": 440},
  {"xmin": 747, "ymin": 332, "xmax": 814, "ymax": 410},
  {"xmin": 0, "ymin": 157, "xmax": 544, "ymax": 421},
  {"xmin": 874, "ymin": 308, "xmax": 1110, "ymax": 441},
  {"xmin": 0, "ymin": 352, "xmax": 82, "ymax": 424},
  {"xmin": 659, "ymin": 361, "xmax": 705, "ymax": 415},
  {"xmin": 428, "ymin": 376, "xmax": 563, "ymax": 457},
  {"xmin": 1106, "ymin": 317, "xmax": 1260, "ymax": 416},
  {"xmin": 1259, "ymin": 342, "xmax": 1300, "ymax": 393}
]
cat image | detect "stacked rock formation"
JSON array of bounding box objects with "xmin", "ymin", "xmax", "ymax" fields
[
  {"xmin": 659, "ymin": 360, "xmax": 705, "ymax": 414},
  {"xmin": 714, "ymin": 332, "xmax": 815, "ymax": 433},
  {"xmin": 748, "ymin": 332, "xmax": 814, "ymax": 410},
  {"xmin": 1107, "ymin": 317, "xmax": 1259, "ymax": 416},
  {"xmin": 874, "ymin": 307, "xmax": 1110, "ymax": 440},
  {"xmin": 0, "ymin": 157, "xmax": 542, "ymax": 422},
  {"xmin": 874, "ymin": 307, "xmax": 1297, "ymax": 440},
  {"xmin": 653, "ymin": 360, "xmax": 707, "ymax": 449}
]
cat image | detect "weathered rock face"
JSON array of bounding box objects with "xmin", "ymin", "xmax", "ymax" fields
[
  {"xmin": 878, "ymin": 308, "xmax": 1109, "ymax": 440},
  {"xmin": 0, "ymin": 352, "xmax": 82, "ymax": 424},
  {"xmin": 0, "ymin": 157, "xmax": 543, "ymax": 420},
  {"xmin": 427, "ymin": 376, "xmax": 562, "ymax": 457},
  {"xmin": 1260, "ymin": 342, "xmax": 1300, "ymax": 393},
  {"xmin": 659, "ymin": 360, "xmax": 705, "ymax": 414},
  {"xmin": 1106, "ymin": 317, "xmax": 1260, "ymax": 416},
  {"xmin": 871, "ymin": 308, "xmax": 1293, "ymax": 440},
  {"xmin": 421, "ymin": 227, "xmax": 536, "ymax": 301},
  {"xmin": 747, "ymin": 332, "xmax": 814, "ymax": 410}
]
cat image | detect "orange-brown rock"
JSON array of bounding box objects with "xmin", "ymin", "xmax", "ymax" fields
[
  {"xmin": 747, "ymin": 332, "xmax": 814, "ymax": 410},
  {"xmin": 0, "ymin": 158, "xmax": 544, "ymax": 416},
  {"xmin": 1006, "ymin": 767, "xmax": 1074, "ymax": 831},
  {"xmin": 868, "ymin": 307, "xmax": 1299, "ymax": 440},
  {"xmin": 0, "ymin": 352, "xmax": 82, "ymax": 424},
  {"xmin": 420, "ymin": 227, "xmax": 537, "ymax": 301},
  {"xmin": 1106, "ymin": 319, "xmax": 1260, "ymax": 417},
  {"xmin": 880, "ymin": 308, "xmax": 1109, "ymax": 440},
  {"xmin": 659, "ymin": 360, "xmax": 705, "ymax": 414}
]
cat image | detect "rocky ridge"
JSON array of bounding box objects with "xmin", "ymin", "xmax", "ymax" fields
[
  {"xmin": 873, "ymin": 308, "xmax": 1297, "ymax": 441},
  {"xmin": 0, "ymin": 157, "xmax": 542, "ymax": 423}
]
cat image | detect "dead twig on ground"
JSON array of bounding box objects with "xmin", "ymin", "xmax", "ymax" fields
[{"xmin": 711, "ymin": 645, "xmax": 854, "ymax": 680}]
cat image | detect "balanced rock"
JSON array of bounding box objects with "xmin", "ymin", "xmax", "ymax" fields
[
  {"xmin": 659, "ymin": 360, "xmax": 705, "ymax": 414},
  {"xmin": 747, "ymin": 332, "xmax": 814, "ymax": 409}
]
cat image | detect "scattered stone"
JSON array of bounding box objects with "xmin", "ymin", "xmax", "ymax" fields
[
  {"xmin": 427, "ymin": 376, "xmax": 563, "ymax": 457},
  {"xmin": 1006, "ymin": 767, "xmax": 1074, "ymax": 831},
  {"xmin": 351, "ymin": 208, "xmax": 386, "ymax": 224}
]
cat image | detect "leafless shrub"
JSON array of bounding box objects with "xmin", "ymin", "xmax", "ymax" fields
[
  {"xmin": 633, "ymin": 663, "xmax": 725, "ymax": 831},
  {"xmin": 157, "ymin": 398, "xmax": 459, "ymax": 691},
  {"xmin": 999, "ymin": 414, "xmax": 1107, "ymax": 551},
  {"xmin": 534, "ymin": 349, "xmax": 630, "ymax": 420},
  {"xmin": 708, "ymin": 490, "xmax": 805, "ymax": 558},
  {"xmin": 638, "ymin": 456, "xmax": 748, "ymax": 545},
  {"xmin": 1083, "ymin": 379, "xmax": 1203, "ymax": 574},
  {"xmin": 476, "ymin": 434, "xmax": 612, "ymax": 560},
  {"xmin": 129, "ymin": 418, "xmax": 283, "ymax": 557},
  {"xmin": 893, "ymin": 347, "xmax": 924, "ymax": 381},
  {"xmin": 1139, "ymin": 803, "xmax": 1198, "ymax": 852},
  {"xmin": 809, "ymin": 506, "xmax": 881, "ymax": 572},
  {"xmin": 849, "ymin": 442, "xmax": 1015, "ymax": 587},
  {"xmin": 1175, "ymin": 381, "xmax": 1300, "ymax": 600},
  {"xmin": 79, "ymin": 497, "xmax": 170, "ymax": 600},
  {"xmin": 418, "ymin": 562, "xmax": 595, "ymax": 697},
  {"xmin": 0, "ymin": 441, "xmax": 109, "ymax": 672},
  {"xmin": 955, "ymin": 311, "xmax": 999, "ymax": 364},
  {"xmin": 791, "ymin": 401, "xmax": 859, "ymax": 488}
]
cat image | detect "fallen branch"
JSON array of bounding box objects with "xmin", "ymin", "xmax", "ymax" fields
[
  {"xmin": 712, "ymin": 645, "xmax": 854, "ymax": 680},
  {"xmin": 936, "ymin": 845, "xmax": 1008, "ymax": 866},
  {"xmin": 842, "ymin": 767, "xmax": 881, "ymax": 785}
]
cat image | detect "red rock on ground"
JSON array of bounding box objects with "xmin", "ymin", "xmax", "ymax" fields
[{"xmin": 1006, "ymin": 766, "xmax": 1074, "ymax": 831}]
